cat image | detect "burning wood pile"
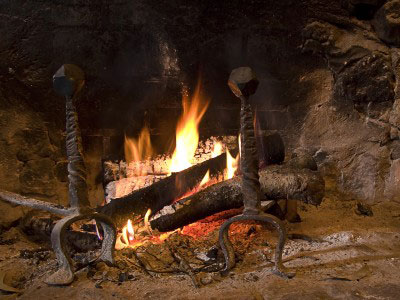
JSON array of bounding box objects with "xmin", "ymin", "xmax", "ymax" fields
[
  {"xmin": 98, "ymin": 68, "xmax": 325, "ymax": 278},
  {"xmin": 0, "ymin": 64, "xmax": 325, "ymax": 286}
]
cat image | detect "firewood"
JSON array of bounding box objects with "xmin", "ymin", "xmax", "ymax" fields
[
  {"xmin": 105, "ymin": 175, "xmax": 167, "ymax": 202},
  {"xmin": 98, "ymin": 153, "xmax": 227, "ymax": 227},
  {"xmin": 19, "ymin": 213, "xmax": 101, "ymax": 252},
  {"xmin": 150, "ymin": 165, "xmax": 325, "ymax": 232}
]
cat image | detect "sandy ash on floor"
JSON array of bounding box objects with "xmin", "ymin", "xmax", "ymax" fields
[{"xmin": 0, "ymin": 193, "xmax": 399, "ymax": 300}]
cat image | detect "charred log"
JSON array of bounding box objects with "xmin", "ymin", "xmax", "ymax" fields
[
  {"xmin": 150, "ymin": 165, "xmax": 325, "ymax": 232},
  {"xmin": 98, "ymin": 153, "xmax": 227, "ymax": 227},
  {"xmin": 20, "ymin": 213, "xmax": 101, "ymax": 252}
]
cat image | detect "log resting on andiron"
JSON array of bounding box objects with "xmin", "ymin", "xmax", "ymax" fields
[
  {"xmin": 0, "ymin": 65, "xmax": 117, "ymax": 286},
  {"xmin": 45, "ymin": 65, "xmax": 117, "ymax": 285},
  {"xmin": 219, "ymin": 67, "xmax": 295, "ymax": 278},
  {"xmin": 98, "ymin": 153, "xmax": 226, "ymax": 225},
  {"xmin": 150, "ymin": 165, "xmax": 324, "ymax": 232}
]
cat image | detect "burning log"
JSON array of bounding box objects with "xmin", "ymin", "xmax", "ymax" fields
[
  {"xmin": 150, "ymin": 165, "xmax": 325, "ymax": 232},
  {"xmin": 105, "ymin": 175, "xmax": 168, "ymax": 202},
  {"xmin": 98, "ymin": 153, "xmax": 227, "ymax": 227}
]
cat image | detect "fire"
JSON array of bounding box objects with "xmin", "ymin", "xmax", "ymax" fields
[
  {"xmin": 238, "ymin": 133, "xmax": 241, "ymax": 158},
  {"xmin": 144, "ymin": 208, "xmax": 152, "ymax": 234},
  {"xmin": 199, "ymin": 170, "xmax": 210, "ymax": 187},
  {"xmin": 124, "ymin": 126, "xmax": 153, "ymax": 175},
  {"xmin": 115, "ymin": 214, "xmax": 179, "ymax": 250},
  {"xmin": 115, "ymin": 219, "xmax": 143, "ymax": 250},
  {"xmin": 112, "ymin": 81, "xmax": 245, "ymax": 250},
  {"xmin": 120, "ymin": 219, "xmax": 135, "ymax": 246},
  {"xmin": 226, "ymin": 148, "xmax": 239, "ymax": 179},
  {"xmin": 211, "ymin": 141, "xmax": 223, "ymax": 158},
  {"xmin": 169, "ymin": 83, "xmax": 209, "ymax": 173}
]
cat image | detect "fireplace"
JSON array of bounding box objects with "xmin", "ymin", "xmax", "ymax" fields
[{"xmin": 0, "ymin": 0, "xmax": 400, "ymax": 299}]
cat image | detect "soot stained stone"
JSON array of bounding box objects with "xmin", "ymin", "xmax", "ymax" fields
[
  {"xmin": 335, "ymin": 52, "xmax": 395, "ymax": 104},
  {"xmin": 54, "ymin": 161, "xmax": 69, "ymax": 183},
  {"xmin": 1, "ymin": 0, "xmax": 400, "ymax": 207},
  {"xmin": 373, "ymin": 0, "xmax": 400, "ymax": 46},
  {"xmin": 302, "ymin": 21, "xmax": 395, "ymax": 105},
  {"xmin": 343, "ymin": 0, "xmax": 387, "ymax": 20},
  {"xmin": 13, "ymin": 129, "xmax": 56, "ymax": 162}
]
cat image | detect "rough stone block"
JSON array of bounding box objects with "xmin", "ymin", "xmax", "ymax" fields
[
  {"xmin": 19, "ymin": 159, "xmax": 57, "ymax": 197},
  {"xmin": 13, "ymin": 129, "xmax": 55, "ymax": 161},
  {"xmin": 373, "ymin": 0, "xmax": 400, "ymax": 46},
  {"xmin": 54, "ymin": 161, "xmax": 68, "ymax": 182}
]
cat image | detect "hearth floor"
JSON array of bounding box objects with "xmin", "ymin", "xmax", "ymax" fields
[{"xmin": 0, "ymin": 193, "xmax": 399, "ymax": 300}]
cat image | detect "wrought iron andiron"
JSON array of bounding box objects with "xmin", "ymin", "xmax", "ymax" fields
[
  {"xmin": 45, "ymin": 64, "xmax": 117, "ymax": 285},
  {"xmin": 219, "ymin": 67, "xmax": 295, "ymax": 278}
]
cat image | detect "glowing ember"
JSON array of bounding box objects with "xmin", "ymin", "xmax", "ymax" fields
[
  {"xmin": 124, "ymin": 126, "xmax": 153, "ymax": 175},
  {"xmin": 159, "ymin": 230, "xmax": 178, "ymax": 242},
  {"xmin": 211, "ymin": 141, "xmax": 223, "ymax": 158},
  {"xmin": 169, "ymin": 82, "xmax": 209, "ymax": 173}
]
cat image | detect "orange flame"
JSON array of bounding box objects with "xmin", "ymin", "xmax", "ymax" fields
[
  {"xmin": 144, "ymin": 208, "xmax": 152, "ymax": 235},
  {"xmin": 199, "ymin": 170, "xmax": 210, "ymax": 187},
  {"xmin": 124, "ymin": 126, "xmax": 153, "ymax": 174},
  {"xmin": 126, "ymin": 219, "xmax": 135, "ymax": 242},
  {"xmin": 115, "ymin": 216, "xmax": 177, "ymax": 250},
  {"xmin": 238, "ymin": 133, "xmax": 241, "ymax": 159},
  {"xmin": 226, "ymin": 148, "xmax": 239, "ymax": 179},
  {"xmin": 169, "ymin": 83, "xmax": 209, "ymax": 173},
  {"xmin": 118, "ymin": 219, "xmax": 135, "ymax": 248}
]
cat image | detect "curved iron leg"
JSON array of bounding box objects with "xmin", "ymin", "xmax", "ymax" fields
[
  {"xmin": 45, "ymin": 214, "xmax": 81, "ymax": 285},
  {"xmin": 45, "ymin": 213, "xmax": 116, "ymax": 286},
  {"xmin": 219, "ymin": 213, "xmax": 295, "ymax": 279},
  {"xmin": 94, "ymin": 215, "xmax": 116, "ymax": 266}
]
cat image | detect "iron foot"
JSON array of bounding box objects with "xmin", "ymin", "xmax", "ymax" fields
[
  {"xmin": 45, "ymin": 212, "xmax": 116, "ymax": 286},
  {"xmin": 218, "ymin": 213, "xmax": 295, "ymax": 279}
]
